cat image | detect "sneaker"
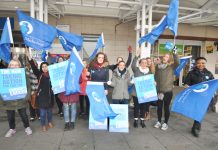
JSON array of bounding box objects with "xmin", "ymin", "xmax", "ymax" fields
[
  {"xmin": 154, "ymin": 121, "xmax": 162, "ymax": 129},
  {"xmin": 161, "ymin": 123, "xmax": 168, "ymax": 131},
  {"xmin": 5, "ymin": 129, "xmax": 16, "ymax": 137},
  {"xmin": 25, "ymin": 127, "xmax": 33, "ymax": 135},
  {"xmin": 30, "ymin": 117, "xmax": 35, "ymax": 122}
]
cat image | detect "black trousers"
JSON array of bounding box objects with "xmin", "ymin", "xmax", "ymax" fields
[
  {"xmin": 79, "ymin": 95, "xmax": 90, "ymax": 114},
  {"xmin": 6, "ymin": 108, "xmax": 29, "ymax": 129},
  {"xmin": 157, "ymin": 91, "xmax": 173, "ymax": 124},
  {"xmin": 55, "ymin": 94, "xmax": 63, "ymax": 114},
  {"xmin": 133, "ymin": 96, "xmax": 146, "ymax": 119},
  {"xmin": 28, "ymin": 101, "xmax": 40, "ymax": 118},
  {"xmin": 192, "ymin": 120, "xmax": 201, "ymax": 131}
]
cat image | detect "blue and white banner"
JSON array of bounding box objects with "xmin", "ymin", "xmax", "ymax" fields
[
  {"xmin": 0, "ymin": 68, "xmax": 27, "ymax": 101},
  {"xmin": 57, "ymin": 29, "xmax": 83, "ymax": 51},
  {"xmin": 174, "ymin": 56, "xmax": 192, "ymax": 77},
  {"xmin": 65, "ymin": 47, "xmax": 84, "ymax": 95},
  {"xmin": 86, "ymin": 81, "xmax": 117, "ymax": 122},
  {"xmin": 48, "ymin": 60, "xmax": 68, "ymax": 94},
  {"xmin": 171, "ymin": 79, "xmax": 218, "ymax": 122},
  {"xmin": 109, "ymin": 104, "xmax": 129, "ymax": 133},
  {"xmin": 167, "ymin": 0, "xmax": 179, "ymax": 36},
  {"xmin": 89, "ymin": 33, "xmax": 105, "ymax": 60},
  {"xmin": 0, "ymin": 17, "xmax": 13, "ymax": 63},
  {"xmin": 134, "ymin": 74, "xmax": 158, "ymax": 103},
  {"xmin": 16, "ymin": 9, "xmax": 57, "ymax": 50},
  {"xmin": 89, "ymin": 108, "xmax": 108, "ymax": 130}
]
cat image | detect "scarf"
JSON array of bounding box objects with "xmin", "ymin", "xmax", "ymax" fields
[
  {"xmin": 93, "ymin": 62, "xmax": 104, "ymax": 69},
  {"xmin": 158, "ymin": 63, "xmax": 168, "ymax": 69},
  {"xmin": 139, "ymin": 67, "xmax": 149, "ymax": 74},
  {"xmin": 117, "ymin": 68, "xmax": 126, "ymax": 78}
]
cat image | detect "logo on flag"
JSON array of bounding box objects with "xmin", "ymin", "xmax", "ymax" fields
[{"xmin": 19, "ymin": 21, "xmax": 33, "ymax": 35}]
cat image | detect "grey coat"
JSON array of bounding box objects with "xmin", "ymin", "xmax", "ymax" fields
[
  {"xmin": 110, "ymin": 69, "xmax": 131, "ymax": 100},
  {"xmin": 155, "ymin": 53, "xmax": 179, "ymax": 93}
]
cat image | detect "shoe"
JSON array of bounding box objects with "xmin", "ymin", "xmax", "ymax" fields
[
  {"xmin": 42, "ymin": 126, "xmax": 47, "ymax": 132},
  {"xmin": 133, "ymin": 120, "xmax": 138, "ymax": 128},
  {"xmin": 69, "ymin": 122, "xmax": 75, "ymax": 130},
  {"xmin": 60, "ymin": 112, "xmax": 64, "ymax": 117},
  {"xmin": 30, "ymin": 117, "xmax": 35, "ymax": 122},
  {"xmin": 64, "ymin": 123, "xmax": 70, "ymax": 131},
  {"xmin": 140, "ymin": 120, "xmax": 146, "ymax": 128},
  {"xmin": 48, "ymin": 122, "xmax": 54, "ymax": 128},
  {"xmin": 191, "ymin": 128, "xmax": 199, "ymax": 137},
  {"xmin": 154, "ymin": 121, "xmax": 162, "ymax": 129},
  {"xmin": 161, "ymin": 123, "xmax": 168, "ymax": 131},
  {"xmin": 38, "ymin": 117, "xmax": 40, "ymax": 120},
  {"xmin": 25, "ymin": 127, "xmax": 33, "ymax": 135},
  {"xmin": 5, "ymin": 129, "xmax": 16, "ymax": 137}
]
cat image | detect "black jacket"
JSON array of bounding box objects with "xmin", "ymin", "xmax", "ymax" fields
[
  {"xmin": 29, "ymin": 60, "xmax": 54, "ymax": 108},
  {"xmin": 184, "ymin": 67, "xmax": 214, "ymax": 86}
]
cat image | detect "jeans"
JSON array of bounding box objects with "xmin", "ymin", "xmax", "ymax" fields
[
  {"xmin": 112, "ymin": 99, "xmax": 128, "ymax": 104},
  {"xmin": 157, "ymin": 91, "xmax": 173, "ymax": 124},
  {"xmin": 40, "ymin": 108, "xmax": 52, "ymax": 126},
  {"xmin": 6, "ymin": 108, "xmax": 29, "ymax": 129},
  {"xmin": 63, "ymin": 103, "xmax": 77, "ymax": 123}
]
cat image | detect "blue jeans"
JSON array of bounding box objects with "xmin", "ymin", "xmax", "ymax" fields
[
  {"xmin": 63, "ymin": 103, "xmax": 77, "ymax": 123},
  {"xmin": 112, "ymin": 99, "xmax": 128, "ymax": 104},
  {"xmin": 40, "ymin": 108, "xmax": 52, "ymax": 126}
]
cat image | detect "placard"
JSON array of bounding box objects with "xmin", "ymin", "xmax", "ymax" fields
[{"xmin": 89, "ymin": 108, "xmax": 108, "ymax": 130}]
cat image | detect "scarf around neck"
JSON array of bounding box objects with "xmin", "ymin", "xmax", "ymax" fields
[{"xmin": 139, "ymin": 66, "xmax": 149, "ymax": 74}]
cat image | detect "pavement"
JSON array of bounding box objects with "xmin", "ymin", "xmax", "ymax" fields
[{"xmin": 0, "ymin": 87, "xmax": 218, "ymax": 150}]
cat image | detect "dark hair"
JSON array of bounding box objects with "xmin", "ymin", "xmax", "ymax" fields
[
  {"xmin": 139, "ymin": 58, "xmax": 147, "ymax": 64},
  {"xmin": 116, "ymin": 57, "xmax": 123, "ymax": 62},
  {"xmin": 56, "ymin": 56, "xmax": 65, "ymax": 63},
  {"xmin": 118, "ymin": 60, "xmax": 126, "ymax": 65},
  {"xmin": 40, "ymin": 62, "xmax": 49, "ymax": 72},
  {"xmin": 195, "ymin": 57, "xmax": 207, "ymax": 62},
  {"xmin": 89, "ymin": 52, "xmax": 109, "ymax": 68}
]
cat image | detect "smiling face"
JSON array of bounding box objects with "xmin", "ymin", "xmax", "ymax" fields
[
  {"xmin": 162, "ymin": 54, "xmax": 170, "ymax": 64},
  {"xmin": 139, "ymin": 59, "xmax": 147, "ymax": 69},
  {"xmin": 118, "ymin": 61, "xmax": 125, "ymax": 71},
  {"xmin": 196, "ymin": 59, "xmax": 206, "ymax": 71},
  {"xmin": 58, "ymin": 57, "xmax": 64, "ymax": 63},
  {"xmin": 9, "ymin": 60, "xmax": 21, "ymax": 68},
  {"xmin": 97, "ymin": 54, "xmax": 105, "ymax": 64},
  {"xmin": 42, "ymin": 64, "xmax": 48, "ymax": 73}
]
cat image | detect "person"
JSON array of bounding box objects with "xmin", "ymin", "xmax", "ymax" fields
[
  {"xmin": 0, "ymin": 59, "xmax": 32, "ymax": 137},
  {"xmin": 107, "ymin": 60, "xmax": 131, "ymax": 104},
  {"xmin": 88, "ymin": 52, "xmax": 109, "ymax": 95},
  {"xmin": 27, "ymin": 53, "xmax": 54, "ymax": 132},
  {"xmin": 79, "ymin": 58, "xmax": 90, "ymax": 117},
  {"xmin": 55, "ymin": 56, "xmax": 64, "ymax": 117},
  {"xmin": 144, "ymin": 57, "xmax": 155, "ymax": 121},
  {"xmin": 0, "ymin": 59, "xmax": 7, "ymax": 68},
  {"xmin": 26, "ymin": 61, "xmax": 40, "ymax": 121},
  {"xmin": 59, "ymin": 92, "xmax": 79, "ymax": 130},
  {"xmin": 131, "ymin": 49, "xmax": 152, "ymax": 128},
  {"xmin": 109, "ymin": 45, "xmax": 132, "ymax": 71},
  {"xmin": 184, "ymin": 57, "xmax": 214, "ymax": 137},
  {"xmin": 154, "ymin": 48, "xmax": 179, "ymax": 131}
]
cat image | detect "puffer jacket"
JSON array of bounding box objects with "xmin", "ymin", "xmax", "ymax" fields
[
  {"xmin": 110, "ymin": 68, "xmax": 131, "ymax": 100},
  {"xmin": 0, "ymin": 70, "xmax": 31, "ymax": 110},
  {"xmin": 155, "ymin": 53, "xmax": 179, "ymax": 93}
]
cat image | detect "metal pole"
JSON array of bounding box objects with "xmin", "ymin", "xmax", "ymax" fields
[
  {"xmin": 39, "ymin": 0, "xmax": 44, "ymax": 22},
  {"xmin": 136, "ymin": 10, "xmax": 140, "ymax": 50},
  {"xmin": 147, "ymin": 5, "xmax": 152, "ymax": 57},
  {"xmin": 44, "ymin": 0, "xmax": 48, "ymax": 24},
  {"xmin": 141, "ymin": 1, "xmax": 146, "ymax": 52}
]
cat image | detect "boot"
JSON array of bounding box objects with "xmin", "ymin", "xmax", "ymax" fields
[
  {"xmin": 133, "ymin": 119, "xmax": 138, "ymax": 128},
  {"xmin": 140, "ymin": 119, "xmax": 146, "ymax": 128},
  {"xmin": 69, "ymin": 122, "xmax": 75, "ymax": 130},
  {"xmin": 64, "ymin": 123, "xmax": 70, "ymax": 131}
]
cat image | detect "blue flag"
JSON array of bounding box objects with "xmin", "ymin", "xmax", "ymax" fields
[
  {"xmin": 171, "ymin": 79, "xmax": 218, "ymax": 122},
  {"xmin": 167, "ymin": 0, "xmax": 179, "ymax": 36},
  {"xmin": 86, "ymin": 81, "xmax": 117, "ymax": 122},
  {"xmin": 89, "ymin": 33, "xmax": 105, "ymax": 60},
  {"xmin": 41, "ymin": 50, "xmax": 47, "ymax": 62},
  {"xmin": 16, "ymin": 9, "xmax": 57, "ymax": 50},
  {"xmin": 0, "ymin": 17, "xmax": 13, "ymax": 63},
  {"xmin": 57, "ymin": 29, "xmax": 83, "ymax": 51},
  {"xmin": 174, "ymin": 56, "xmax": 192, "ymax": 77},
  {"xmin": 138, "ymin": 16, "xmax": 167, "ymax": 45},
  {"xmin": 65, "ymin": 47, "xmax": 84, "ymax": 95}
]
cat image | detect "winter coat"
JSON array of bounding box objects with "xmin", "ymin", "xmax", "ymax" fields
[
  {"xmin": 59, "ymin": 92, "xmax": 79, "ymax": 103},
  {"xmin": 155, "ymin": 54, "xmax": 179, "ymax": 93},
  {"xmin": 29, "ymin": 60, "xmax": 54, "ymax": 108},
  {"xmin": 0, "ymin": 70, "xmax": 31, "ymax": 110},
  {"xmin": 184, "ymin": 67, "xmax": 214, "ymax": 86},
  {"xmin": 110, "ymin": 68, "xmax": 131, "ymax": 100},
  {"xmin": 79, "ymin": 68, "xmax": 91, "ymax": 95},
  {"xmin": 131, "ymin": 56, "xmax": 152, "ymax": 97}
]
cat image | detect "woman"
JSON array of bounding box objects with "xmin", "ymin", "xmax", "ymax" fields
[
  {"xmin": 28, "ymin": 55, "xmax": 54, "ymax": 132},
  {"xmin": 79, "ymin": 59, "xmax": 90, "ymax": 117},
  {"xmin": 184, "ymin": 57, "xmax": 214, "ymax": 137},
  {"xmin": 89, "ymin": 52, "xmax": 109, "ymax": 94},
  {"xmin": 55, "ymin": 56, "xmax": 64, "ymax": 117},
  {"xmin": 0, "ymin": 59, "xmax": 32, "ymax": 137},
  {"xmin": 154, "ymin": 49, "xmax": 179, "ymax": 131},
  {"xmin": 131, "ymin": 49, "xmax": 152, "ymax": 128},
  {"xmin": 107, "ymin": 60, "xmax": 131, "ymax": 104}
]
